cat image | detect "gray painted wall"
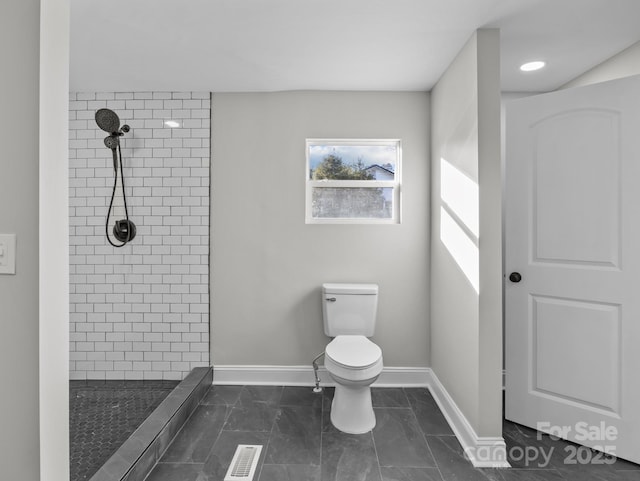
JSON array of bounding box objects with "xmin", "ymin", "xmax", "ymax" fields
[
  {"xmin": 0, "ymin": 1, "xmax": 42, "ymax": 478},
  {"xmin": 430, "ymin": 30, "xmax": 503, "ymax": 437},
  {"xmin": 211, "ymin": 91, "xmax": 430, "ymax": 368},
  {"xmin": 431, "ymin": 33, "xmax": 479, "ymax": 428},
  {"xmin": 2, "ymin": 2, "xmax": 70, "ymax": 478}
]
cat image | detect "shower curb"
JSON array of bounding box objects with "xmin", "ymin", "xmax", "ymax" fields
[{"xmin": 89, "ymin": 366, "xmax": 213, "ymax": 481}]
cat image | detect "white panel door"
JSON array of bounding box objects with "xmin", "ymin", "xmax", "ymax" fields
[{"xmin": 505, "ymin": 75, "xmax": 640, "ymax": 464}]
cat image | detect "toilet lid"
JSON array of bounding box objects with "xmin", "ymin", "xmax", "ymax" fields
[{"xmin": 325, "ymin": 335, "xmax": 382, "ymax": 369}]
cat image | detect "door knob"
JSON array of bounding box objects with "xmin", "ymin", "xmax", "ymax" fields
[{"xmin": 509, "ymin": 272, "xmax": 522, "ymax": 283}]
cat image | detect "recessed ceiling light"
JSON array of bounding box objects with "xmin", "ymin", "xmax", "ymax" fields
[
  {"xmin": 164, "ymin": 120, "xmax": 180, "ymax": 128},
  {"xmin": 520, "ymin": 61, "xmax": 546, "ymax": 72}
]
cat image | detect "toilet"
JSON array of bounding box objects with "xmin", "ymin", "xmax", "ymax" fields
[{"xmin": 322, "ymin": 283, "xmax": 383, "ymax": 434}]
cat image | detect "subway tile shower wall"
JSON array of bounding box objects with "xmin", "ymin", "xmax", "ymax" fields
[{"xmin": 68, "ymin": 92, "xmax": 210, "ymax": 381}]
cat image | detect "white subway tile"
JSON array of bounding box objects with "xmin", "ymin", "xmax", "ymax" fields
[
  {"xmin": 170, "ymin": 304, "xmax": 189, "ymax": 313},
  {"xmin": 151, "ymin": 264, "xmax": 171, "ymax": 275},
  {"xmin": 105, "ymin": 99, "xmax": 126, "ymax": 110},
  {"xmin": 95, "ymin": 342, "xmax": 114, "ymax": 352},
  {"xmin": 70, "ymin": 351, "xmax": 87, "ymax": 361},
  {"xmin": 125, "ymin": 332, "xmax": 143, "ymax": 342},
  {"xmin": 151, "ymin": 343, "xmax": 170, "ymax": 352},
  {"xmin": 125, "ymin": 99, "xmax": 145, "ymax": 109},
  {"xmin": 192, "ymin": 109, "xmax": 210, "ymax": 119},
  {"xmin": 182, "ymin": 333, "xmax": 201, "ymax": 343},
  {"xmin": 182, "ymin": 352, "xmax": 202, "ymax": 362},
  {"xmin": 170, "ymin": 264, "xmax": 189, "ymax": 275},
  {"xmin": 114, "ymin": 361, "xmax": 133, "ymax": 371},
  {"xmin": 144, "ymin": 100, "xmax": 164, "ymax": 109},
  {"xmin": 125, "ymin": 351, "xmax": 143, "ymax": 361},
  {"xmin": 151, "ymin": 321, "xmax": 170, "ymax": 332},
  {"xmin": 170, "ymin": 284, "xmax": 189, "ymax": 294},
  {"xmin": 106, "ymin": 332, "xmax": 125, "ymax": 342},
  {"xmin": 77, "ymin": 361, "xmax": 96, "ymax": 371},
  {"xmin": 114, "ymin": 341, "xmax": 132, "ymax": 351},
  {"xmin": 134, "ymin": 109, "xmax": 153, "ymax": 119},
  {"xmin": 70, "ymin": 90, "xmax": 210, "ymax": 379},
  {"xmin": 77, "ymin": 92, "xmax": 96, "ymax": 101},
  {"xmin": 164, "ymin": 99, "xmax": 183, "ymax": 109}
]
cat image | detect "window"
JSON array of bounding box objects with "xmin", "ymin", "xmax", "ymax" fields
[{"xmin": 305, "ymin": 139, "xmax": 401, "ymax": 224}]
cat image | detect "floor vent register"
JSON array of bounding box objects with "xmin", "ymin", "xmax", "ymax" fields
[{"xmin": 224, "ymin": 444, "xmax": 263, "ymax": 481}]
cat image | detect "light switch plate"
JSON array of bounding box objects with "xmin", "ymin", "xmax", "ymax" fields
[{"xmin": 0, "ymin": 234, "xmax": 16, "ymax": 274}]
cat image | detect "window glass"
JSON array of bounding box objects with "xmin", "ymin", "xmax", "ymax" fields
[
  {"xmin": 306, "ymin": 139, "xmax": 401, "ymax": 224},
  {"xmin": 312, "ymin": 187, "xmax": 394, "ymax": 219},
  {"xmin": 308, "ymin": 144, "xmax": 397, "ymax": 181}
]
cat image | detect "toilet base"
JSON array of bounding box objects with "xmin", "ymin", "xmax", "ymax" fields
[{"xmin": 330, "ymin": 383, "xmax": 376, "ymax": 434}]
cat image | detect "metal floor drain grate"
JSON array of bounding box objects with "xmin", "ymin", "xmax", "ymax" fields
[{"xmin": 224, "ymin": 444, "xmax": 263, "ymax": 481}]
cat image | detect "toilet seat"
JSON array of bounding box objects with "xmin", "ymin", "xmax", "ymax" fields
[
  {"xmin": 326, "ymin": 335, "xmax": 382, "ymax": 368},
  {"xmin": 325, "ymin": 335, "xmax": 383, "ymax": 382}
]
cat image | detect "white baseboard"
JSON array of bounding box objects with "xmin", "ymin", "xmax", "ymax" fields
[
  {"xmin": 212, "ymin": 364, "xmax": 430, "ymax": 387},
  {"xmin": 427, "ymin": 370, "xmax": 510, "ymax": 468},
  {"xmin": 213, "ymin": 365, "xmax": 326, "ymax": 386},
  {"xmin": 212, "ymin": 364, "xmax": 509, "ymax": 468}
]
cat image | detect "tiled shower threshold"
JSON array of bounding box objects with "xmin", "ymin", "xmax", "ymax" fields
[{"xmin": 89, "ymin": 367, "xmax": 213, "ymax": 481}]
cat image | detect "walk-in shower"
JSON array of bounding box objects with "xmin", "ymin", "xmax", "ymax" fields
[{"xmin": 95, "ymin": 108, "xmax": 136, "ymax": 246}]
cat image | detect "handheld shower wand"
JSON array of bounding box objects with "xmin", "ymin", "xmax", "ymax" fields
[{"xmin": 95, "ymin": 109, "xmax": 136, "ymax": 247}]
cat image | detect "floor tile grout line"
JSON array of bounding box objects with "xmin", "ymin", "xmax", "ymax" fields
[
  {"xmin": 198, "ymin": 394, "xmax": 234, "ymax": 470},
  {"xmin": 155, "ymin": 461, "xmax": 205, "ymax": 465},
  {"xmin": 319, "ymin": 387, "xmax": 328, "ymax": 479},
  {"xmin": 156, "ymin": 386, "xmax": 222, "ymax": 471},
  {"xmin": 256, "ymin": 385, "xmax": 283, "ymax": 481},
  {"xmin": 404, "ymin": 387, "xmax": 446, "ymax": 481},
  {"xmin": 171, "ymin": 387, "xmax": 236, "ymax": 475},
  {"xmin": 369, "ymin": 424, "xmax": 385, "ymax": 481}
]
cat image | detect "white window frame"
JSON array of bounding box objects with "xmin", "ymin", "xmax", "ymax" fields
[{"xmin": 305, "ymin": 138, "xmax": 402, "ymax": 224}]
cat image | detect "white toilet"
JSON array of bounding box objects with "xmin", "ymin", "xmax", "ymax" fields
[{"xmin": 322, "ymin": 283, "xmax": 383, "ymax": 434}]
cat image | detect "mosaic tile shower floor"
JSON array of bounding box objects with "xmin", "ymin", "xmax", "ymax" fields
[{"xmin": 69, "ymin": 380, "xmax": 179, "ymax": 481}]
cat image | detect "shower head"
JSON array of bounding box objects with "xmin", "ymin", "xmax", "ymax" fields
[
  {"xmin": 96, "ymin": 108, "xmax": 131, "ymax": 153},
  {"xmin": 104, "ymin": 135, "xmax": 119, "ymax": 150},
  {"xmin": 95, "ymin": 108, "xmax": 121, "ymax": 134}
]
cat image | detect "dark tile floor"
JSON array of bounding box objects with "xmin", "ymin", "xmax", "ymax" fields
[
  {"xmin": 146, "ymin": 385, "xmax": 640, "ymax": 481},
  {"xmin": 69, "ymin": 380, "xmax": 179, "ymax": 481}
]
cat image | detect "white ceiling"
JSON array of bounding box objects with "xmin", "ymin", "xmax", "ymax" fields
[{"xmin": 70, "ymin": 0, "xmax": 640, "ymax": 93}]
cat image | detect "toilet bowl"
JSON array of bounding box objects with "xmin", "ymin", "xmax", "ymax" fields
[{"xmin": 324, "ymin": 334, "xmax": 383, "ymax": 434}]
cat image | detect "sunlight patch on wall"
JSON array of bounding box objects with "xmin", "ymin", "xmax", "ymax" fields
[
  {"xmin": 440, "ymin": 157, "xmax": 479, "ymax": 293},
  {"xmin": 441, "ymin": 158, "xmax": 479, "ymax": 237},
  {"xmin": 440, "ymin": 207, "xmax": 479, "ymax": 293}
]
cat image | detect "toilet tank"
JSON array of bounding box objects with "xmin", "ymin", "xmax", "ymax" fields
[{"xmin": 322, "ymin": 283, "xmax": 379, "ymax": 337}]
